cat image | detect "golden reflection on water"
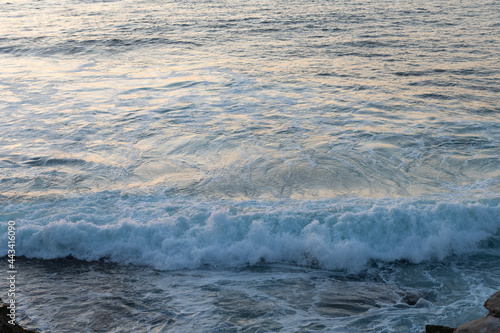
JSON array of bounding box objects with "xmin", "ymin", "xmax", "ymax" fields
[{"xmin": 1, "ymin": 0, "xmax": 499, "ymax": 199}]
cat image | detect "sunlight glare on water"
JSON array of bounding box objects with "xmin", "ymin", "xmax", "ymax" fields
[{"xmin": 1, "ymin": 0, "xmax": 499, "ymax": 199}]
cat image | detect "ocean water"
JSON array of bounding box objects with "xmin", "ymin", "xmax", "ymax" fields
[{"xmin": 1, "ymin": 0, "xmax": 499, "ymax": 331}]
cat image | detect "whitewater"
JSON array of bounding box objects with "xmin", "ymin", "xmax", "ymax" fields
[{"xmin": 1, "ymin": 0, "xmax": 499, "ymax": 331}]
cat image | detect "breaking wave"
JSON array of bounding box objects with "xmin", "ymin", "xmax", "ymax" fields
[{"xmin": 2, "ymin": 193, "xmax": 499, "ymax": 272}]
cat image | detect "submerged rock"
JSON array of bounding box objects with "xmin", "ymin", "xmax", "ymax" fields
[
  {"xmin": 425, "ymin": 325, "xmax": 455, "ymax": 333},
  {"xmin": 314, "ymin": 281, "xmax": 425, "ymax": 318}
]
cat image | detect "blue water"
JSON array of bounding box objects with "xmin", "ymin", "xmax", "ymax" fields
[{"xmin": 1, "ymin": 0, "xmax": 499, "ymax": 331}]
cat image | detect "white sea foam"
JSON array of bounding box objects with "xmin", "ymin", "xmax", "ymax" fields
[{"xmin": 3, "ymin": 194, "xmax": 499, "ymax": 272}]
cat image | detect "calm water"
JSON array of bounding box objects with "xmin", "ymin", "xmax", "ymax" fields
[{"xmin": 1, "ymin": 0, "xmax": 499, "ymax": 331}]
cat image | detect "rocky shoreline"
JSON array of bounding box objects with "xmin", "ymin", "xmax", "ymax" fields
[{"xmin": 426, "ymin": 290, "xmax": 500, "ymax": 333}]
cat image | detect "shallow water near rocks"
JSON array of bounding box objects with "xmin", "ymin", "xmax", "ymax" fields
[{"xmin": 3, "ymin": 256, "xmax": 499, "ymax": 332}]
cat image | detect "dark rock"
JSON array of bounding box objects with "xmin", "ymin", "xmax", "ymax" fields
[
  {"xmin": 485, "ymin": 291, "xmax": 500, "ymax": 318},
  {"xmin": 454, "ymin": 315, "xmax": 500, "ymax": 333},
  {"xmin": 425, "ymin": 324, "xmax": 455, "ymax": 333},
  {"xmin": 401, "ymin": 290, "xmax": 425, "ymax": 306},
  {"xmin": 0, "ymin": 298, "xmax": 36, "ymax": 333}
]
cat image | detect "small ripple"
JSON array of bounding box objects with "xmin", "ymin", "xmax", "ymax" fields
[
  {"xmin": 415, "ymin": 93, "xmax": 454, "ymax": 100},
  {"xmin": 0, "ymin": 37, "xmax": 202, "ymax": 56},
  {"xmin": 21, "ymin": 157, "xmax": 86, "ymax": 167}
]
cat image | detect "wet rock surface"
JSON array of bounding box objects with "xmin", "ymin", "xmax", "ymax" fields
[
  {"xmin": 455, "ymin": 315, "xmax": 500, "ymax": 333},
  {"xmin": 485, "ymin": 291, "xmax": 500, "ymax": 318},
  {"xmin": 0, "ymin": 298, "xmax": 36, "ymax": 333}
]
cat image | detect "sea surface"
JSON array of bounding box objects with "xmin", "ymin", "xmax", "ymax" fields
[{"xmin": 1, "ymin": 0, "xmax": 499, "ymax": 332}]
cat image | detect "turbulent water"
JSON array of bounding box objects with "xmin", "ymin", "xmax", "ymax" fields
[{"xmin": 1, "ymin": 0, "xmax": 499, "ymax": 332}]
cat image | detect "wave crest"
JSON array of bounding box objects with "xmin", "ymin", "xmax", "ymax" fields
[{"xmin": 2, "ymin": 195, "xmax": 499, "ymax": 272}]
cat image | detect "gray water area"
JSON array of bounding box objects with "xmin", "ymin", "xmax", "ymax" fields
[{"xmin": 2, "ymin": 256, "xmax": 498, "ymax": 332}]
